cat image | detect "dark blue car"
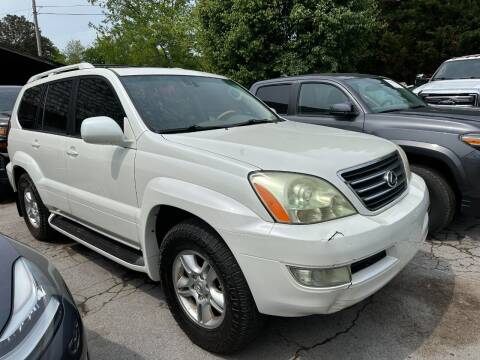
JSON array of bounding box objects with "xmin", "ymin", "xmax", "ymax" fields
[{"xmin": 0, "ymin": 233, "xmax": 87, "ymax": 359}]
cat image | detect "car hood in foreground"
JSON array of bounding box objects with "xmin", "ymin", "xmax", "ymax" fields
[
  {"xmin": 164, "ymin": 121, "xmax": 397, "ymax": 177},
  {"xmin": 0, "ymin": 234, "xmax": 20, "ymax": 336},
  {"xmin": 414, "ymin": 78, "xmax": 480, "ymax": 93}
]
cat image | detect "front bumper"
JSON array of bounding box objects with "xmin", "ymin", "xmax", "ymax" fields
[{"xmin": 221, "ymin": 174, "xmax": 429, "ymax": 317}]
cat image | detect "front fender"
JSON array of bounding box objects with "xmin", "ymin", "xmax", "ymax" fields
[
  {"xmin": 394, "ymin": 140, "xmax": 466, "ymax": 187},
  {"xmin": 138, "ymin": 177, "xmax": 273, "ymax": 281}
]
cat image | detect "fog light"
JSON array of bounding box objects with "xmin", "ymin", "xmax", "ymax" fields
[{"xmin": 289, "ymin": 266, "xmax": 351, "ymax": 287}]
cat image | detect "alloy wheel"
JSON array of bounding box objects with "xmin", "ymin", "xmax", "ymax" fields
[{"xmin": 172, "ymin": 250, "xmax": 225, "ymax": 329}]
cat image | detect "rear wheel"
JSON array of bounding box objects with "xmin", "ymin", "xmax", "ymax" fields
[
  {"xmin": 159, "ymin": 219, "xmax": 263, "ymax": 354},
  {"xmin": 411, "ymin": 164, "xmax": 456, "ymax": 234},
  {"xmin": 17, "ymin": 173, "xmax": 55, "ymax": 241}
]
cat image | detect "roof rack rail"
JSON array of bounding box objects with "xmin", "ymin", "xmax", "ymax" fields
[{"xmin": 27, "ymin": 62, "xmax": 95, "ymax": 83}]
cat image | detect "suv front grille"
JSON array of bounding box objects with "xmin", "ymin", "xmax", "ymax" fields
[
  {"xmin": 340, "ymin": 152, "xmax": 407, "ymax": 211},
  {"xmin": 421, "ymin": 93, "xmax": 477, "ymax": 107}
]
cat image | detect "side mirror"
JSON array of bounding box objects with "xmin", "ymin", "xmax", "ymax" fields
[
  {"xmin": 329, "ymin": 103, "xmax": 357, "ymax": 117},
  {"xmin": 81, "ymin": 116, "xmax": 126, "ymax": 146},
  {"xmin": 415, "ymin": 73, "xmax": 430, "ymax": 86}
]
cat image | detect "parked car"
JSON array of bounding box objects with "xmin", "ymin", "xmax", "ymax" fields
[
  {"xmin": 413, "ymin": 55, "xmax": 480, "ymax": 108},
  {"xmin": 251, "ymin": 74, "xmax": 480, "ymax": 233},
  {"xmin": 0, "ymin": 233, "xmax": 87, "ymax": 359},
  {"xmin": 7, "ymin": 63, "xmax": 428, "ymax": 354},
  {"xmin": 0, "ymin": 86, "xmax": 21, "ymax": 198}
]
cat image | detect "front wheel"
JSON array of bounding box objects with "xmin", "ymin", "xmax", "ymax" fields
[
  {"xmin": 411, "ymin": 164, "xmax": 456, "ymax": 234},
  {"xmin": 159, "ymin": 219, "xmax": 262, "ymax": 354}
]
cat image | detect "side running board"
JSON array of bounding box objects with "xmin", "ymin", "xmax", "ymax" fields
[{"xmin": 49, "ymin": 214, "xmax": 145, "ymax": 267}]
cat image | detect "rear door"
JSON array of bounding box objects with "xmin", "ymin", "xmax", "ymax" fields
[
  {"xmin": 65, "ymin": 76, "xmax": 138, "ymax": 245},
  {"xmin": 16, "ymin": 80, "xmax": 72, "ymax": 212},
  {"xmin": 288, "ymin": 81, "xmax": 365, "ymax": 132}
]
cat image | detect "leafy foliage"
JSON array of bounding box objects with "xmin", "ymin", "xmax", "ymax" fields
[
  {"xmin": 359, "ymin": 0, "xmax": 480, "ymax": 82},
  {"xmin": 87, "ymin": 0, "xmax": 201, "ymax": 68},
  {"xmin": 196, "ymin": 0, "xmax": 380, "ymax": 86},
  {"xmin": 64, "ymin": 40, "xmax": 86, "ymax": 64},
  {"xmin": 0, "ymin": 15, "xmax": 63, "ymax": 62}
]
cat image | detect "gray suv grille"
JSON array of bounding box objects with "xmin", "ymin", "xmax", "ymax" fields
[
  {"xmin": 340, "ymin": 152, "xmax": 407, "ymax": 211},
  {"xmin": 421, "ymin": 93, "xmax": 477, "ymax": 106}
]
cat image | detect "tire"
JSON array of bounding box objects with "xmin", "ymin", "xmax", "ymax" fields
[
  {"xmin": 17, "ymin": 173, "xmax": 55, "ymax": 241},
  {"xmin": 411, "ymin": 164, "xmax": 456, "ymax": 234},
  {"xmin": 159, "ymin": 219, "xmax": 263, "ymax": 354}
]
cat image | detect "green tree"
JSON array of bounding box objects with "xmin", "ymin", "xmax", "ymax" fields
[
  {"xmin": 64, "ymin": 40, "xmax": 86, "ymax": 64},
  {"xmin": 359, "ymin": 0, "xmax": 480, "ymax": 83},
  {"xmin": 87, "ymin": 0, "xmax": 200, "ymax": 68},
  {"xmin": 196, "ymin": 0, "xmax": 380, "ymax": 86},
  {"xmin": 0, "ymin": 15, "xmax": 63, "ymax": 62}
]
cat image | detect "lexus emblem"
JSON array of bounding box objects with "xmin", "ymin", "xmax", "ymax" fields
[{"xmin": 384, "ymin": 170, "xmax": 398, "ymax": 188}]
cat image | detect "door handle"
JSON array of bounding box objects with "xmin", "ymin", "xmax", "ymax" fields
[
  {"xmin": 66, "ymin": 148, "xmax": 79, "ymax": 157},
  {"xmin": 31, "ymin": 140, "xmax": 40, "ymax": 149}
]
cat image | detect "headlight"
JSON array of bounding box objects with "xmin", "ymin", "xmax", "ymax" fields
[
  {"xmin": 461, "ymin": 133, "xmax": 480, "ymax": 149},
  {"xmin": 0, "ymin": 258, "xmax": 61, "ymax": 360},
  {"xmin": 397, "ymin": 146, "xmax": 411, "ymax": 180},
  {"xmin": 249, "ymin": 172, "xmax": 356, "ymax": 224}
]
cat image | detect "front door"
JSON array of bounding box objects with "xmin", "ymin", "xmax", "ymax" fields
[
  {"xmin": 65, "ymin": 76, "xmax": 138, "ymax": 246},
  {"xmin": 288, "ymin": 82, "xmax": 365, "ymax": 132}
]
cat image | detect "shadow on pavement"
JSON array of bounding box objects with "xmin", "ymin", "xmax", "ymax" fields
[{"xmin": 86, "ymin": 329, "xmax": 146, "ymax": 360}]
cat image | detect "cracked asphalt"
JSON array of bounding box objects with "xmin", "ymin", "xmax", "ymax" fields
[{"xmin": 1, "ymin": 199, "xmax": 479, "ymax": 360}]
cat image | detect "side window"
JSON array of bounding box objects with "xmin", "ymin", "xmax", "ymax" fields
[
  {"xmin": 256, "ymin": 84, "xmax": 290, "ymax": 114},
  {"xmin": 75, "ymin": 77, "xmax": 125, "ymax": 135},
  {"xmin": 18, "ymin": 85, "xmax": 44, "ymax": 130},
  {"xmin": 42, "ymin": 80, "xmax": 73, "ymax": 134},
  {"xmin": 298, "ymin": 83, "xmax": 350, "ymax": 115}
]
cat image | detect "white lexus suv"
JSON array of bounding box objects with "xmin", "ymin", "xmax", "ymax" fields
[{"xmin": 7, "ymin": 63, "xmax": 429, "ymax": 354}]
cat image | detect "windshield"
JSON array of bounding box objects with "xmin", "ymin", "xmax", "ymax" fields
[
  {"xmin": 432, "ymin": 59, "xmax": 480, "ymax": 80},
  {"xmin": 345, "ymin": 78, "xmax": 425, "ymax": 113},
  {"xmin": 121, "ymin": 75, "xmax": 278, "ymax": 133},
  {"xmin": 0, "ymin": 87, "xmax": 21, "ymax": 113}
]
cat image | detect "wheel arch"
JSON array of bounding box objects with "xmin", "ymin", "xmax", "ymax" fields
[
  {"xmin": 397, "ymin": 141, "xmax": 464, "ymax": 198},
  {"xmin": 138, "ymin": 177, "xmax": 264, "ymax": 281}
]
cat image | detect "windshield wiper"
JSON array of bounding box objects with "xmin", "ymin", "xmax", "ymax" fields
[
  {"xmin": 226, "ymin": 118, "xmax": 283, "ymax": 129},
  {"xmin": 158, "ymin": 124, "xmax": 228, "ymax": 134}
]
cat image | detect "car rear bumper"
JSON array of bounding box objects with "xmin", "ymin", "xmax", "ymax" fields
[{"xmin": 221, "ymin": 174, "xmax": 429, "ymax": 316}]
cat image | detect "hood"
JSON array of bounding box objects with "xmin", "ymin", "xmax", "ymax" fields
[
  {"xmin": 382, "ymin": 106, "xmax": 480, "ymax": 125},
  {"xmin": 0, "ymin": 235, "xmax": 20, "ymax": 336},
  {"xmin": 164, "ymin": 121, "xmax": 397, "ymax": 179},
  {"xmin": 414, "ymin": 79, "xmax": 480, "ymax": 94}
]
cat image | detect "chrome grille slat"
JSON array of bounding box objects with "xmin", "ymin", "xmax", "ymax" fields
[
  {"xmin": 421, "ymin": 93, "xmax": 477, "ymax": 106},
  {"xmin": 348, "ymin": 163, "xmax": 402, "ymax": 186},
  {"xmin": 363, "ymin": 178, "xmax": 407, "ymax": 202},
  {"xmin": 340, "ymin": 152, "xmax": 407, "ymax": 211}
]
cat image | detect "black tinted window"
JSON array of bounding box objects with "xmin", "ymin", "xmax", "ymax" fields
[
  {"xmin": 256, "ymin": 85, "xmax": 290, "ymax": 114},
  {"xmin": 18, "ymin": 85, "xmax": 44, "ymax": 130},
  {"xmin": 75, "ymin": 77, "xmax": 125, "ymax": 135},
  {"xmin": 42, "ymin": 81, "xmax": 72, "ymax": 134},
  {"xmin": 298, "ymin": 83, "xmax": 349, "ymax": 115}
]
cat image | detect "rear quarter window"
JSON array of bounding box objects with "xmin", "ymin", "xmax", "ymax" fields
[
  {"xmin": 18, "ymin": 85, "xmax": 45, "ymax": 130},
  {"xmin": 255, "ymin": 84, "xmax": 290, "ymax": 114}
]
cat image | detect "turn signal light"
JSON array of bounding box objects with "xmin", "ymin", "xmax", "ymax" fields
[{"xmin": 461, "ymin": 133, "xmax": 480, "ymax": 148}]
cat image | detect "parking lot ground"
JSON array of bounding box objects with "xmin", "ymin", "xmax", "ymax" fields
[{"xmin": 1, "ymin": 199, "xmax": 479, "ymax": 360}]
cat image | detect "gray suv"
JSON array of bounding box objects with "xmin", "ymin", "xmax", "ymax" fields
[{"xmin": 251, "ymin": 74, "xmax": 480, "ymax": 233}]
